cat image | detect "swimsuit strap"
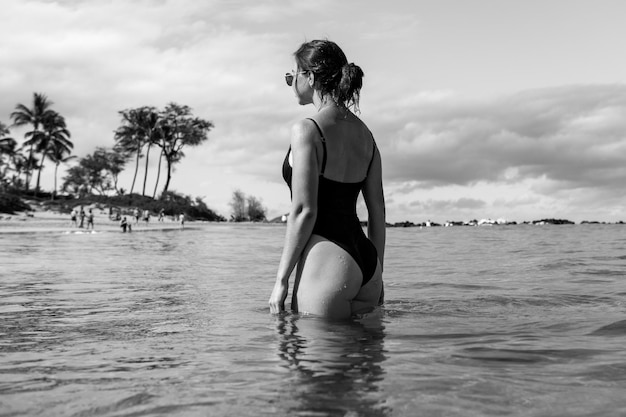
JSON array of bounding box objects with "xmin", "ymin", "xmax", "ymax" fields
[{"xmin": 306, "ymin": 118, "xmax": 327, "ymax": 175}]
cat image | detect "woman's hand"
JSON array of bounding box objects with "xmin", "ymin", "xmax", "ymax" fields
[{"xmin": 269, "ymin": 279, "xmax": 289, "ymax": 314}]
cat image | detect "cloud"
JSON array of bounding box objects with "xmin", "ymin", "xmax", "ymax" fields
[
  {"xmin": 1, "ymin": 0, "xmax": 625, "ymax": 223},
  {"xmin": 409, "ymin": 197, "xmax": 486, "ymax": 211},
  {"xmin": 374, "ymin": 85, "xmax": 626, "ymax": 198},
  {"xmin": 1, "ymin": 0, "xmax": 294, "ymax": 147}
]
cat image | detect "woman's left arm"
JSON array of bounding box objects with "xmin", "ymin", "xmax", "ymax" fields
[
  {"xmin": 269, "ymin": 121, "xmax": 320, "ymax": 313},
  {"xmin": 362, "ymin": 143, "xmax": 386, "ymax": 268}
]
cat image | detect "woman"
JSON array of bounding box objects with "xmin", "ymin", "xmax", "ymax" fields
[{"xmin": 269, "ymin": 40, "xmax": 386, "ymax": 320}]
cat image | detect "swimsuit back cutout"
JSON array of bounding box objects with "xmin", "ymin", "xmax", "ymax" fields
[{"xmin": 282, "ymin": 118, "xmax": 378, "ymax": 287}]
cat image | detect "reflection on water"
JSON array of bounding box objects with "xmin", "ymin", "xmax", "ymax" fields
[{"xmin": 274, "ymin": 313, "xmax": 390, "ymax": 417}]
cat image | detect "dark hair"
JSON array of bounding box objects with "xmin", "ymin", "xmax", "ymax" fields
[{"xmin": 294, "ymin": 40, "xmax": 364, "ymax": 111}]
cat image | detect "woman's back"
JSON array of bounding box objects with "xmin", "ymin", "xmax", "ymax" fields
[{"xmin": 313, "ymin": 107, "xmax": 375, "ymax": 184}]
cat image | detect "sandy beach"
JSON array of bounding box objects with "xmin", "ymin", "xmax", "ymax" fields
[{"xmin": 0, "ymin": 204, "xmax": 188, "ymax": 234}]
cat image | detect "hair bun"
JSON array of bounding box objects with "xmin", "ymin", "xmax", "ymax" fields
[
  {"xmin": 342, "ymin": 62, "xmax": 356, "ymax": 74},
  {"xmin": 342, "ymin": 63, "xmax": 363, "ymax": 81},
  {"xmin": 337, "ymin": 62, "xmax": 363, "ymax": 112},
  {"xmin": 340, "ymin": 63, "xmax": 363, "ymax": 89}
]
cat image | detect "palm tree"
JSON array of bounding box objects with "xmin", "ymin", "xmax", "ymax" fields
[
  {"xmin": 157, "ymin": 103, "xmax": 213, "ymax": 195},
  {"xmin": 108, "ymin": 145, "xmax": 131, "ymax": 195},
  {"xmin": 136, "ymin": 108, "xmax": 160, "ymax": 197},
  {"xmin": 0, "ymin": 121, "xmax": 10, "ymax": 140},
  {"xmin": 7, "ymin": 152, "xmax": 28, "ymax": 191},
  {"xmin": 0, "ymin": 130, "xmax": 18, "ymax": 190},
  {"xmin": 1, "ymin": 122, "xmax": 14, "ymax": 184},
  {"xmin": 0, "ymin": 137, "xmax": 17, "ymax": 158},
  {"xmin": 152, "ymin": 145, "xmax": 164, "ymax": 199},
  {"xmin": 114, "ymin": 108, "xmax": 144, "ymax": 195},
  {"xmin": 48, "ymin": 145, "xmax": 76, "ymax": 200},
  {"xmin": 24, "ymin": 111, "xmax": 72, "ymax": 195},
  {"xmin": 114, "ymin": 106, "xmax": 159, "ymax": 197},
  {"xmin": 10, "ymin": 93, "xmax": 56, "ymax": 192}
]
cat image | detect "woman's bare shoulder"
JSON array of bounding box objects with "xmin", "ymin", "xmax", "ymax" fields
[{"xmin": 290, "ymin": 118, "xmax": 320, "ymax": 148}]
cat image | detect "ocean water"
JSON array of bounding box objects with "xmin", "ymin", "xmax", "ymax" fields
[{"xmin": 1, "ymin": 223, "xmax": 625, "ymax": 416}]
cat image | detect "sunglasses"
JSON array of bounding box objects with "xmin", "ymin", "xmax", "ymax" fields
[{"xmin": 285, "ymin": 70, "xmax": 308, "ymax": 86}]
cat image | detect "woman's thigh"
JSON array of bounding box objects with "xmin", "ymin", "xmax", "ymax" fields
[{"xmin": 293, "ymin": 235, "xmax": 363, "ymax": 320}]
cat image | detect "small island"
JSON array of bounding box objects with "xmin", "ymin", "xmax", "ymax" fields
[{"xmin": 386, "ymin": 217, "xmax": 624, "ymax": 227}]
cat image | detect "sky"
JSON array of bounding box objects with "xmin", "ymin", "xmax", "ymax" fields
[{"xmin": 1, "ymin": 0, "xmax": 625, "ymax": 223}]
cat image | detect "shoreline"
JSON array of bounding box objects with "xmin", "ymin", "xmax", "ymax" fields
[
  {"xmin": 2, "ymin": 206, "xmax": 621, "ymax": 235},
  {"xmin": 0, "ymin": 207, "xmax": 284, "ymax": 234},
  {"xmin": 0, "ymin": 208, "xmax": 188, "ymax": 234}
]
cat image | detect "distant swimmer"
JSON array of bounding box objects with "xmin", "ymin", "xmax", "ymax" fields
[
  {"xmin": 86, "ymin": 209, "xmax": 94, "ymax": 230},
  {"xmin": 120, "ymin": 216, "xmax": 131, "ymax": 233},
  {"xmin": 180, "ymin": 213, "xmax": 185, "ymax": 229},
  {"xmin": 70, "ymin": 209, "xmax": 78, "ymax": 227},
  {"xmin": 158, "ymin": 208, "xmax": 165, "ymax": 222},
  {"xmin": 79, "ymin": 206, "xmax": 86, "ymax": 228},
  {"xmin": 133, "ymin": 208, "xmax": 140, "ymax": 225}
]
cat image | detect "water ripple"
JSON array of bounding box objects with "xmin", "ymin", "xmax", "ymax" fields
[{"xmin": 1, "ymin": 224, "xmax": 626, "ymax": 416}]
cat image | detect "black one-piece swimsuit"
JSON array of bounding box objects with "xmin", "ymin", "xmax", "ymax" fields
[{"xmin": 282, "ymin": 118, "xmax": 378, "ymax": 287}]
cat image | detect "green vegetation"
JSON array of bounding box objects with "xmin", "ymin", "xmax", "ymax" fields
[
  {"xmin": 1, "ymin": 92, "xmax": 223, "ymax": 220},
  {"xmin": 113, "ymin": 104, "xmax": 213, "ymax": 198},
  {"xmin": 2, "ymin": 93, "xmax": 72, "ymax": 196},
  {"xmin": 0, "ymin": 190, "xmax": 225, "ymax": 221},
  {"xmin": 0, "ymin": 192, "xmax": 31, "ymax": 214},
  {"xmin": 229, "ymin": 189, "xmax": 267, "ymax": 222}
]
